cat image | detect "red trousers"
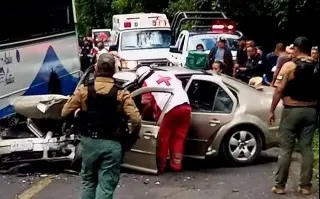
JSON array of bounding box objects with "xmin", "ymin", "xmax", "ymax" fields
[{"xmin": 157, "ymin": 104, "xmax": 192, "ymax": 172}]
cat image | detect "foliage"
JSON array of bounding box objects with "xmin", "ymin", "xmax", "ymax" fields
[
  {"xmin": 263, "ymin": 0, "xmax": 320, "ymax": 29},
  {"xmin": 74, "ymin": 0, "xmax": 320, "ymax": 46}
]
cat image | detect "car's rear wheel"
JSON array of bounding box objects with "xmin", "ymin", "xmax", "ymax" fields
[{"xmin": 222, "ymin": 127, "xmax": 263, "ymax": 165}]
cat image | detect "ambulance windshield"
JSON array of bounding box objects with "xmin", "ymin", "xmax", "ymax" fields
[{"xmin": 121, "ymin": 30, "xmax": 171, "ymax": 51}]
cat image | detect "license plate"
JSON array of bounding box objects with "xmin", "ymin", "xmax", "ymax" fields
[{"xmin": 11, "ymin": 141, "xmax": 34, "ymax": 152}]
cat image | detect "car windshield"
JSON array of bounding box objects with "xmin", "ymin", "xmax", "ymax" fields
[
  {"xmin": 187, "ymin": 34, "xmax": 239, "ymax": 51},
  {"xmin": 120, "ymin": 30, "xmax": 171, "ymax": 51}
]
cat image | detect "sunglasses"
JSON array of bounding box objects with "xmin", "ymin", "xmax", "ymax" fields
[{"xmin": 312, "ymin": 46, "xmax": 318, "ymax": 50}]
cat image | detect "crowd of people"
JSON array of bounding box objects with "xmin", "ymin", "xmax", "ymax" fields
[
  {"xmin": 204, "ymin": 36, "xmax": 319, "ymax": 88},
  {"xmin": 71, "ymin": 34, "xmax": 319, "ymax": 199}
]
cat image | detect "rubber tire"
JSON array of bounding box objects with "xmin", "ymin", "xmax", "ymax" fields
[
  {"xmin": 221, "ymin": 127, "xmax": 263, "ymax": 166},
  {"xmin": 70, "ymin": 143, "xmax": 82, "ymax": 172}
]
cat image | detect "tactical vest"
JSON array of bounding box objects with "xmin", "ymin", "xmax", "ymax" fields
[
  {"xmin": 283, "ymin": 59, "xmax": 320, "ymax": 102},
  {"xmin": 82, "ymin": 82, "xmax": 127, "ymax": 141}
]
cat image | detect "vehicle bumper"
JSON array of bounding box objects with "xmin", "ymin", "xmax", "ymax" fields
[
  {"xmin": 0, "ymin": 135, "xmax": 76, "ymax": 163},
  {"xmin": 264, "ymin": 126, "xmax": 279, "ymax": 149}
]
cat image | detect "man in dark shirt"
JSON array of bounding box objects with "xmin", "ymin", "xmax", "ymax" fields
[
  {"xmin": 311, "ymin": 46, "xmax": 319, "ymax": 63},
  {"xmin": 80, "ymin": 39, "xmax": 93, "ymax": 72},
  {"xmin": 235, "ymin": 36, "xmax": 247, "ymax": 67},
  {"xmin": 235, "ymin": 46, "xmax": 264, "ymax": 83},
  {"xmin": 208, "ymin": 36, "xmax": 233, "ymax": 76},
  {"xmin": 271, "ymin": 45, "xmax": 294, "ymax": 87},
  {"xmin": 265, "ymin": 43, "xmax": 285, "ymax": 83}
]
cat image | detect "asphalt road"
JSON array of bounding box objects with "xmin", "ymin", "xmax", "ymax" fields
[{"xmin": 0, "ymin": 148, "xmax": 319, "ymax": 199}]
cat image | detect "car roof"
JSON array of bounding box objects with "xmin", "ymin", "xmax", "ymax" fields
[
  {"xmin": 188, "ymin": 32, "xmax": 240, "ymax": 39},
  {"xmin": 154, "ymin": 66, "xmax": 204, "ymax": 76},
  {"xmin": 114, "ymin": 66, "xmax": 268, "ymax": 95}
]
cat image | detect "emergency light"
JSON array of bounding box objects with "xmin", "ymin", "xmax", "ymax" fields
[
  {"xmin": 212, "ymin": 19, "xmax": 236, "ymax": 33},
  {"xmin": 124, "ymin": 22, "xmax": 131, "ymax": 28}
]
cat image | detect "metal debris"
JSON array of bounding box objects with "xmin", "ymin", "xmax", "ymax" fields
[
  {"xmin": 64, "ymin": 169, "xmax": 79, "ymax": 175},
  {"xmin": 0, "ymin": 163, "xmax": 30, "ymax": 174},
  {"xmin": 143, "ymin": 178, "xmax": 150, "ymax": 184}
]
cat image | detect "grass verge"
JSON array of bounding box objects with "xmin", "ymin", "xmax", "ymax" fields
[{"xmin": 313, "ymin": 129, "xmax": 319, "ymax": 183}]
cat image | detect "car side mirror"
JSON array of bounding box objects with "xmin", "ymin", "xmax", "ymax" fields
[
  {"xmin": 109, "ymin": 45, "xmax": 118, "ymax": 52},
  {"xmin": 169, "ymin": 46, "xmax": 181, "ymax": 54}
]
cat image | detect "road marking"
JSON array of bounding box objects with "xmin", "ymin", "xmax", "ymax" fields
[{"xmin": 15, "ymin": 176, "xmax": 53, "ymax": 199}]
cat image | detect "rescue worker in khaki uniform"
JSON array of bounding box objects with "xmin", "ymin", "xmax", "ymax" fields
[
  {"xmin": 269, "ymin": 37, "xmax": 320, "ymax": 195},
  {"xmin": 61, "ymin": 53, "xmax": 141, "ymax": 199}
]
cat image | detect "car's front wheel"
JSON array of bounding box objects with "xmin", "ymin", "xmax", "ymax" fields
[{"xmin": 222, "ymin": 128, "xmax": 263, "ymax": 165}]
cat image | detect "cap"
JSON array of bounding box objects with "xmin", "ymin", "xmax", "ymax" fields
[
  {"xmin": 96, "ymin": 53, "xmax": 115, "ymax": 70},
  {"xmin": 217, "ymin": 36, "xmax": 226, "ymax": 42}
]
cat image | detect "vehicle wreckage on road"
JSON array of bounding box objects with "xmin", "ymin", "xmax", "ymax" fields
[{"xmin": 0, "ymin": 66, "xmax": 282, "ymax": 174}]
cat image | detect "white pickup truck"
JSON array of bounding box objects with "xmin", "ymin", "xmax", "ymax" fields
[{"xmin": 167, "ymin": 11, "xmax": 243, "ymax": 66}]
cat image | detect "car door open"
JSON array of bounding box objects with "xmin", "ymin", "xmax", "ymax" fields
[
  {"xmin": 121, "ymin": 86, "xmax": 174, "ymax": 174},
  {"xmin": 183, "ymin": 75, "xmax": 237, "ymax": 159}
]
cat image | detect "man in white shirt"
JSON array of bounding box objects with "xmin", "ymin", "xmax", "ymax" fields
[
  {"xmin": 136, "ymin": 66, "xmax": 192, "ymax": 173},
  {"xmin": 96, "ymin": 41, "xmax": 108, "ymax": 60}
]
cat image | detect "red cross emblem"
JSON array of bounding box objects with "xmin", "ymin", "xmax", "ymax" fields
[
  {"xmin": 97, "ymin": 32, "xmax": 108, "ymax": 42},
  {"xmin": 156, "ymin": 75, "xmax": 171, "ymax": 86}
]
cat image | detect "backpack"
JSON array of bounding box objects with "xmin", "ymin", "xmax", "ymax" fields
[{"xmin": 185, "ymin": 51, "xmax": 209, "ymax": 70}]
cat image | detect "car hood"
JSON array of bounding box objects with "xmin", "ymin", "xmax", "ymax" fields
[
  {"xmin": 9, "ymin": 95, "xmax": 69, "ymax": 120},
  {"xmin": 113, "ymin": 71, "xmax": 137, "ymax": 83},
  {"xmin": 119, "ymin": 48, "xmax": 170, "ymax": 61}
]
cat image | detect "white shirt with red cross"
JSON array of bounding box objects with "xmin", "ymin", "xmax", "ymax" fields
[{"xmin": 143, "ymin": 71, "xmax": 189, "ymax": 113}]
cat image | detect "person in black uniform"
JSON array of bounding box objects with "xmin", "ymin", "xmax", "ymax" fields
[
  {"xmin": 80, "ymin": 38, "xmax": 93, "ymax": 72},
  {"xmin": 269, "ymin": 37, "xmax": 320, "ymax": 195},
  {"xmin": 235, "ymin": 46, "xmax": 264, "ymax": 83}
]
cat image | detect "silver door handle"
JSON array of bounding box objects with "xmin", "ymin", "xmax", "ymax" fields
[
  {"xmin": 143, "ymin": 131, "xmax": 153, "ymax": 137},
  {"xmin": 209, "ymin": 119, "xmax": 220, "ymax": 126}
]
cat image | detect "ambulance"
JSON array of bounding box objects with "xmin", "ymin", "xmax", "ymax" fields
[{"xmin": 111, "ymin": 13, "xmax": 171, "ymax": 69}]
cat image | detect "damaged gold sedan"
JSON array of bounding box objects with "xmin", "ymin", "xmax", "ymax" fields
[{"xmin": 0, "ymin": 66, "xmax": 281, "ymax": 174}]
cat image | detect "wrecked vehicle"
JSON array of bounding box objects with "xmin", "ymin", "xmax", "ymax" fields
[
  {"xmin": 1, "ymin": 65, "xmax": 281, "ymax": 175},
  {"xmin": 0, "ymin": 95, "xmax": 78, "ymax": 165}
]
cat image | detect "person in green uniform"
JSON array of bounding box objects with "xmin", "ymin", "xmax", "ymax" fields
[
  {"xmin": 61, "ymin": 53, "xmax": 141, "ymax": 199},
  {"xmin": 269, "ymin": 37, "xmax": 319, "ymax": 195}
]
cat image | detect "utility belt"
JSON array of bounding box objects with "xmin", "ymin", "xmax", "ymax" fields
[
  {"xmin": 283, "ymin": 104, "xmax": 317, "ymax": 109},
  {"xmin": 81, "ymin": 129, "xmax": 121, "ymax": 142}
]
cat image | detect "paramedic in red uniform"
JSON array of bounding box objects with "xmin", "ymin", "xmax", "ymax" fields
[{"xmin": 136, "ymin": 66, "xmax": 192, "ymax": 173}]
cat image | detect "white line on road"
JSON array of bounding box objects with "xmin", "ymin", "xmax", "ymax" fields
[{"xmin": 15, "ymin": 176, "xmax": 53, "ymax": 199}]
